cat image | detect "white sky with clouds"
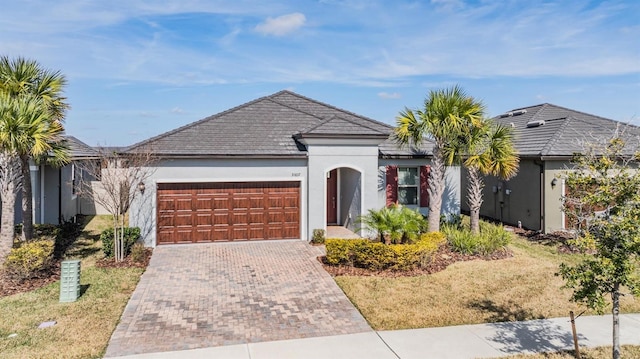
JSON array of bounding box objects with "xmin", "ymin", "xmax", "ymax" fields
[{"xmin": 1, "ymin": 0, "xmax": 638, "ymax": 146}]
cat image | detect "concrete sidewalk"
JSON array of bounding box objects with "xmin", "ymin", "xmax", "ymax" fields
[{"xmin": 110, "ymin": 313, "xmax": 640, "ymax": 359}]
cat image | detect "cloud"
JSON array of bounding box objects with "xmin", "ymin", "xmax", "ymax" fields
[
  {"xmin": 378, "ymin": 92, "xmax": 401, "ymax": 99},
  {"xmin": 255, "ymin": 13, "xmax": 306, "ymax": 36},
  {"xmin": 170, "ymin": 107, "xmax": 185, "ymax": 114}
]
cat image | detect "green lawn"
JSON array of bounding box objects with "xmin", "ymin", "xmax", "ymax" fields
[
  {"xmin": 334, "ymin": 235, "xmax": 640, "ymax": 330},
  {"xmin": 0, "ymin": 216, "xmax": 145, "ymax": 359}
]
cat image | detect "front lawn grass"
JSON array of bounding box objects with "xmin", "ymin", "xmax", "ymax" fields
[
  {"xmin": 0, "ymin": 216, "xmax": 145, "ymax": 359},
  {"xmin": 334, "ymin": 235, "xmax": 640, "ymax": 330}
]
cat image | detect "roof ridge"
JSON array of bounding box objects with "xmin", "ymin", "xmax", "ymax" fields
[
  {"xmin": 540, "ymin": 116, "xmax": 573, "ymax": 156},
  {"xmin": 300, "ymin": 114, "xmax": 389, "ymax": 135},
  {"xmin": 298, "ymin": 114, "xmax": 336, "ymax": 134},
  {"xmin": 271, "ymin": 90, "xmax": 393, "ymax": 130},
  {"xmin": 513, "ymin": 102, "xmax": 637, "ymax": 129}
]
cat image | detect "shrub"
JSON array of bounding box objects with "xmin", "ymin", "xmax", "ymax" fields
[
  {"xmin": 358, "ymin": 204, "xmax": 427, "ymax": 244},
  {"xmin": 101, "ymin": 227, "xmax": 141, "ymax": 258},
  {"xmin": 325, "ymin": 233, "xmax": 445, "ymax": 271},
  {"xmin": 443, "ymin": 221, "xmax": 512, "ymax": 255},
  {"xmin": 311, "ymin": 229, "xmax": 326, "ymax": 244},
  {"xmin": 130, "ymin": 243, "xmax": 147, "ymax": 263},
  {"xmin": 4, "ymin": 239, "xmax": 55, "ymax": 280},
  {"xmin": 33, "ymin": 224, "xmax": 59, "ymax": 237}
]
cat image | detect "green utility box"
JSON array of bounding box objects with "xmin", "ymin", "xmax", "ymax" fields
[{"xmin": 60, "ymin": 260, "xmax": 81, "ymax": 302}]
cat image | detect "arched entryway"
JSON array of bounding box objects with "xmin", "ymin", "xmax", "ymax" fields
[{"xmin": 326, "ymin": 167, "xmax": 362, "ymax": 232}]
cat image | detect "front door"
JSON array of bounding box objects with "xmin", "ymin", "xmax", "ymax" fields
[{"xmin": 327, "ymin": 169, "xmax": 338, "ymax": 224}]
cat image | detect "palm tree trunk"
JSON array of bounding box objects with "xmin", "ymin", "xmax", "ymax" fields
[
  {"xmin": 427, "ymin": 145, "xmax": 446, "ymax": 232},
  {"xmin": 467, "ymin": 166, "xmax": 484, "ymax": 234},
  {"xmin": 0, "ymin": 153, "xmax": 21, "ymax": 264},
  {"xmin": 0, "ymin": 182, "xmax": 17, "ymax": 264},
  {"xmin": 20, "ymin": 155, "xmax": 34, "ymax": 241},
  {"xmin": 612, "ymin": 282, "xmax": 621, "ymax": 359}
]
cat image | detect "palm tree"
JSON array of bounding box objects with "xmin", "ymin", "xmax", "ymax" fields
[
  {"xmin": 464, "ymin": 120, "xmax": 519, "ymax": 233},
  {"xmin": 395, "ymin": 85, "xmax": 485, "ymax": 232},
  {"xmin": 0, "ymin": 56, "xmax": 69, "ymax": 240}
]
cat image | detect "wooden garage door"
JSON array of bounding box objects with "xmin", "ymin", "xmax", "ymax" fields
[{"xmin": 157, "ymin": 182, "xmax": 300, "ymax": 244}]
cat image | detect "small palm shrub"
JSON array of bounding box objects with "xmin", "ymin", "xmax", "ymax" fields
[
  {"xmin": 4, "ymin": 239, "xmax": 55, "ymax": 280},
  {"xmin": 358, "ymin": 204, "xmax": 427, "ymax": 244},
  {"xmin": 101, "ymin": 227, "xmax": 141, "ymax": 258}
]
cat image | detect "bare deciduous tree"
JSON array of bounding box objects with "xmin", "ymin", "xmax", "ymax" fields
[{"xmin": 76, "ymin": 148, "xmax": 155, "ymax": 262}]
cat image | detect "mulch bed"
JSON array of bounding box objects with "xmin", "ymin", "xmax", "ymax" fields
[
  {"xmin": 0, "ymin": 262, "xmax": 61, "ymax": 298},
  {"xmin": 95, "ymin": 248, "xmax": 153, "ymax": 269},
  {"xmin": 0, "ymin": 249, "xmax": 153, "ymax": 298},
  {"xmin": 321, "ymin": 245, "xmax": 512, "ymax": 278}
]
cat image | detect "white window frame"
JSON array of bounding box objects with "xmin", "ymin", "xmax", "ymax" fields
[{"xmin": 397, "ymin": 167, "xmax": 419, "ymax": 206}]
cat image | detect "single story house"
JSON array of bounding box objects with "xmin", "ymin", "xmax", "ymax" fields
[
  {"xmin": 461, "ymin": 103, "xmax": 639, "ymax": 233},
  {"xmin": 127, "ymin": 90, "xmax": 460, "ymax": 246},
  {"xmin": 7, "ymin": 135, "xmax": 100, "ymax": 225}
]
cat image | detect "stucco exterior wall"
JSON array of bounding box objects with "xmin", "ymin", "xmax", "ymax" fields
[
  {"xmin": 377, "ymin": 159, "xmax": 461, "ymax": 218},
  {"xmin": 543, "ymin": 160, "xmax": 572, "ymax": 233},
  {"xmin": 306, "ymin": 143, "xmax": 379, "ymax": 239},
  {"xmin": 130, "ymin": 158, "xmax": 308, "ymax": 247},
  {"xmin": 463, "ymin": 159, "xmax": 542, "ymax": 230}
]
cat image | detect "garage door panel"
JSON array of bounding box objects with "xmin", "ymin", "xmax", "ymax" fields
[
  {"xmin": 233, "ymin": 212, "xmax": 249, "ymax": 225},
  {"xmin": 157, "ymin": 181, "xmax": 299, "ymax": 244},
  {"xmin": 174, "ymin": 214, "xmax": 194, "ymax": 226},
  {"xmin": 196, "ymin": 213, "xmax": 212, "ymax": 226},
  {"xmin": 196, "ymin": 197, "xmax": 213, "ymax": 210},
  {"xmin": 249, "ymin": 212, "xmax": 264, "ymax": 224}
]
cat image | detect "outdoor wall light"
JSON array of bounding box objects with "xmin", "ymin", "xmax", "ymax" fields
[
  {"xmin": 138, "ymin": 181, "xmax": 146, "ymax": 194},
  {"xmin": 551, "ymin": 178, "xmax": 558, "ymax": 188}
]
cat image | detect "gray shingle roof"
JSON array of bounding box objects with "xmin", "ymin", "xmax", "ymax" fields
[
  {"xmin": 494, "ymin": 103, "xmax": 640, "ymax": 157},
  {"xmin": 66, "ymin": 136, "xmax": 99, "ymax": 159},
  {"xmin": 126, "ymin": 90, "xmax": 392, "ymax": 156},
  {"xmin": 379, "ymin": 136, "xmax": 435, "ymax": 157}
]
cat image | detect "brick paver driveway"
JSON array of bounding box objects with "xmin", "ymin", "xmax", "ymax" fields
[{"xmin": 104, "ymin": 240, "xmax": 372, "ymax": 357}]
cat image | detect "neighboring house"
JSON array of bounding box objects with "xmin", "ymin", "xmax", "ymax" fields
[
  {"xmin": 10, "ymin": 135, "xmax": 99, "ymax": 225},
  {"xmin": 127, "ymin": 90, "xmax": 460, "ymax": 247},
  {"xmin": 461, "ymin": 103, "xmax": 639, "ymax": 233}
]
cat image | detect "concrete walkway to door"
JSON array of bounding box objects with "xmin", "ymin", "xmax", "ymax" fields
[{"xmin": 104, "ymin": 240, "xmax": 372, "ymax": 357}]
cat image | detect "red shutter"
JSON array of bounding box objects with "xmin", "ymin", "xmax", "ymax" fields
[
  {"xmin": 420, "ymin": 165, "xmax": 430, "ymax": 207},
  {"xmin": 386, "ymin": 165, "xmax": 398, "ymax": 206}
]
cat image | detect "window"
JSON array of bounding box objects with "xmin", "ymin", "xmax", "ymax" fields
[
  {"xmin": 398, "ymin": 167, "xmax": 418, "ymax": 205},
  {"xmin": 385, "ymin": 165, "xmax": 429, "ymax": 208}
]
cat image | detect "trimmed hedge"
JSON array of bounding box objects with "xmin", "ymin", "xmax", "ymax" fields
[
  {"xmin": 100, "ymin": 227, "xmax": 141, "ymax": 258},
  {"xmin": 325, "ymin": 232, "xmax": 446, "ymax": 271},
  {"xmin": 4, "ymin": 239, "xmax": 55, "ymax": 280}
]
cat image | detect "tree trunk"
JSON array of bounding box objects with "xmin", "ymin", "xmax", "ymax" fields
[
  {"xmin": 20, "ymin": 155, "xmax": 34, "ymax": 241},
  {"xmin": 467, "ymin": 166, "xmax": 484, "ymax": 234},
  {"xmin": 0, "ymin": 153, "xmax": 21, "ymax": 265},
  {"xmin": 427, "ymin": 145, "xmax": 447, "ymax": 232},
  {"xmin": 612, "ymin": 282, "xmax": 621, "ymax": 359},
  {"xmin": 0, "ymin": 182, "xmax": 17, "ymax": 264}
]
